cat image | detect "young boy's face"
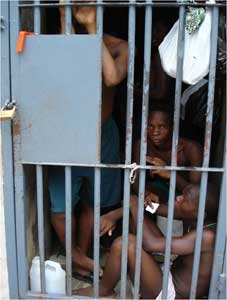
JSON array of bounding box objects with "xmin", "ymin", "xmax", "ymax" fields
[
  {"xmin": 175, "ymin": 185, "xmax": 199, "ymax": 217},
  {"xmin": 147, "ymin": 111, "xmax": 172, "ymax": 147}
]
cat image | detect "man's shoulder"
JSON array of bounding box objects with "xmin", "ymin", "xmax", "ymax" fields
[{"xmin": 178, "ymin": 137, "xmax": 202, "ymax": 152}]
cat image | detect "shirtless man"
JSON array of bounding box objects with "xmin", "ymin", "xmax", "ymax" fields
[
  {"xmin": 74, "ymin": 183, "xmax": 218, "ymax": 299},
  {"xmin": 133, "ymin": 103, "xmax": 203, "ymax": 203},
  {"xmin": 48, "ymin": 2, "xmax": 128, "ymax": 281}
]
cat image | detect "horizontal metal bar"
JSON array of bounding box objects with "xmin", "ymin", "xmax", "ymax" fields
[
  {"xmin": 18, "ymin": 1, "xmax": 226, "ymax": 8},
  {"xmin": 21, "ymin": 161, "xmax": 224, "ymax": 172},
  {"xmin": 26, "ymin": 291, "xmax": 89, "ymax": 299}
]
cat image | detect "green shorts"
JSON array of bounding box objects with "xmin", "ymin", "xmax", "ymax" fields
[{"xmin": 48, "ymin": 117, "xmax": 121, "ymax": 212}]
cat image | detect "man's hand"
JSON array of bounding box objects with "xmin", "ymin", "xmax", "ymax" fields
[
  {"xmin": 146, "ymin": 156, "xmax": 170, "ymax": 179},
  {"xmin": 100, "ymin": 213, "xmax": 116, "ymax": 237},
  {"xmin": 74, "ymin": 0, "xmax": 96, "ymax": 26},
  {"xmin": 144, "ymin": 191, "xmax": 159, "ymax": 208}
]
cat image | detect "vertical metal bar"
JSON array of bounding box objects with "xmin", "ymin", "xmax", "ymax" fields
[
  {"xmin": 162, "ymin": 5, "xmax": 185, "ymax": 300},
  {"xmin": 218, "ymin": 248, "xmax": 226, "ymax": 300},
  {"xmin": 36, "ymin": 165, "xmax": 45, "ymax": 293},
  {"xmin": 93, "ymin": 168, "xmax": 101, "ymax": 298},
  {"xmin": 34, "ymin": 0, "xmax": 40, "ymax": 34},
  {"xmin": 10, "ymin": 0, "xmax": 28, "ymax": 296},
  {"xmin": 1, "ymin": 1, "xmax": 19, "ymax": 298},
  {"xmin": 208, "ymin": 156, "xmax": 226, "ymax": 299},
  {"xmin": 189, "ymin": 7, "xmax": 219, "ymax": 299},
  {"xmin": 120, "ymin": 0, "xmax": 136, "ymax": 298},
  {"xmin": 93, "ymin": 1, "xmax": 103, "ymax": 298},
  {"xmin": 65, "ymin": 167, "xmax": 72, "ymax": 296},
  {"xmin": 65, "ymin": 0, "xmax": 72, "ymax": 34},
  {"xmin": 133, "ymin": 2, "xmax": 152, "ymax": 299}
]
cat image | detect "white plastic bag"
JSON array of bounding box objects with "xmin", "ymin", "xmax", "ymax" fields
[{"xmin": 159, "ymin": 1, "xmax": 213, "ymax": 85}]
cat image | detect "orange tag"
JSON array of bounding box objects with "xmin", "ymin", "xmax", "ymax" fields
[{"xmin": 16, "ymin": 31, "xmax": 34, "ymax": 53}]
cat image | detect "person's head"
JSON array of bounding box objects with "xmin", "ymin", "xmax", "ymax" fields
[
  {"xmin": 152, "ymin": 12, "xmax": 178, "ymax": 48},
  {"xmin": 175, "ymin": 184, "xmax": 218, "ymax": 221},
  {"xmin": 147, "ymin": 104, "xmax": 173, "ymax": 148}
]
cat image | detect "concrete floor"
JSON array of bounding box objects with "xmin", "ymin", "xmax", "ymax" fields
[{"xmin": 49, "ymin": 251, "xmax": 134, "ymax": 299}]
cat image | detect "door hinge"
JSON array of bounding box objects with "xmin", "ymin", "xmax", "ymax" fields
[{"xmin": 1, "ymin": 16, "xmax": 5, "ymax": 31}]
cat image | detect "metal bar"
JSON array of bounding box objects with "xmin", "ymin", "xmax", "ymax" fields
[
  {"xmin": 133, "ymin": 2, "xmax": 152, "ymax": 299},
  {"xmin": 19, "ymin": 2, "xmax": 226, "ymax": 8},
  {"xmin": 189, "ymin": 7, "xmax": 219, "ymax": 299},
  {"xmin": 26, "ymin": 291, "xmax": 91, "ymax": 299},
  {"xmin": 65, "ymin": 167, "xmax": 72, "ymax": 296},
  {"xmin": 120, "ymin": 0, "xmax": 136, "ymax": 298},
  {"xmin": 0, "ymin": 1, "xmax": 19, "ymax": 298},
  {"xmin": 93, "ymin": 168, "xmax": 101, "ymax": 298},
  {"xmin": 218, "ymin": 247, "xmax": 226, "ymax": 299},
  {"xmin": 93, "ymin": 1, "xmax": 103, "ymax": 297},
  {"xmin": 21, "ymin": 161, "xmax": 225, "ymax": 172},
  {"xmin": 208, "ymin": 156, "xmax": 226, "ymax": 299},
  {"xmin": 36, "ymin": 165, "xmax": 46, "ymax": 293},
  {"xmin": 65, "ymin": 0, "xmax": 72, "ymax": 34},
  {"xmin": 162, "ymin": 5, "xmax": 185, "ymax": 299},
  {"xmin": 10, "ymin": 0, "xmax": 28, "ymax": 296},
  {"xmin": 34, "ymin": 0, "xmax": 40, "ymax": 34}
]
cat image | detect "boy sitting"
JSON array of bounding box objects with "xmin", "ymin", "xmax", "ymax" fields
[
  {"xmin": 133, "ymin": 103, "xmax": 203, "ymax": 203},
  {"xmin": 73, "ymin": 183, "xmax": 218, "ymax": 299}
]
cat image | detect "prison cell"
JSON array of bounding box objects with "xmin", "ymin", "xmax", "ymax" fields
[{"xmin": 1, "ymin": 0, "xmax": 226, "ymax": 299}]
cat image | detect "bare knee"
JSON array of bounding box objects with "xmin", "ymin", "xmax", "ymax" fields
[
  {"xmin": 51, "ymin": 212, "xmax": 66, "ymax": 222},
  {"xmin": 128, "ymin": 234, "xmax": 137, "ymax": 256},
  {"xmin": 111, "ymin": 237, "xmax": 124, "ymax": 255}
]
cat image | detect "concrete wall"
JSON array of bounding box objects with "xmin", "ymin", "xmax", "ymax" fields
[{"xmin": 0, "ymin": 131, "xmax": 10, "ymax": 299}]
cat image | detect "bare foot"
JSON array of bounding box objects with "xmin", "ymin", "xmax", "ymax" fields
[
  {"xmin": 73, "ymin": 286, "xmax": 115, "ymax": 298},
  {"xmin": 71, "ymin": 246, "xmax": 103, "ymax": 277}
]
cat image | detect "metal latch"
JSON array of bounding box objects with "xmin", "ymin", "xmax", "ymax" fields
[{"xmin": 0, "ymin": 100, "xmax": 16, "ymax": 121}]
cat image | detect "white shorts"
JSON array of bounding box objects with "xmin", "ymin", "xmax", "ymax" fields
[{"xmin": 156, "ymin": 271, "xmax": 176, "ymax": 300}]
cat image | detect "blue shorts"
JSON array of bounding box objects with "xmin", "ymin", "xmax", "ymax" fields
[{"xmin": 48, "ymin": 117, "xmax": 121, "ymax": 212}]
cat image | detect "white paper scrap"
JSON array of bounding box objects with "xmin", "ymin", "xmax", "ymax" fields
[{"xmin": 145, "ymin": 203, "xmax": 160, "ymax": 214}]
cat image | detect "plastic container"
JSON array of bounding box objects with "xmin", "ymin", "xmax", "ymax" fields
[{"xmin": 30, "ymin": 256, "xmax": 66, "ymax": 294}]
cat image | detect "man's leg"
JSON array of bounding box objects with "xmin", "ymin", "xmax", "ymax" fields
[
  {"xmin": 130, "ymin": 195, "xmax": 163, "ymax": 251},
  {"xmin": 51, "ymin": 212, "xmax": 94, "ymax": 274},
  {"xmin": 127, "ymin": 235, "xmax": 163, "ymax": 299},
  {"xmin": 77, "ymin": 202, "xmax": 94, "ymax": 254},
  {"xmin": 73, "ymin": 235, "xmax": 163, "ymax": 298}
]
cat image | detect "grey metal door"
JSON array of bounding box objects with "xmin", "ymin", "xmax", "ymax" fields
[{"xmin": 1, "ymin": 1, "xmax": 226, "ymax": 299}]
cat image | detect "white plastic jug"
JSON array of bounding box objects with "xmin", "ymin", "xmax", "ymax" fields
[{"xmin": 30, "ymin": 256, "xmax": 66, "ymax": 294}]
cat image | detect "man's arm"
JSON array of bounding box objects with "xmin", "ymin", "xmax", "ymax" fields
[
  {"xmin": 148, "ymin": 141, "xmax": 203, "ymax": 192},
  {"xmin": 74, "ymin": 3, "xmax": 128, "ymax": 87},
  {"xmin": 102, "ymin": 35, "xmax": 128, "ymax": 87},
  {"xmin": 143, "ymin": 223, "xmax": 215, "ymax": 255},
  {"xmin": 100, "ymin": 207, "xmax": 123, "ymax": 237},
  {"xmin": 82, "ymin": 22, "xmax": 128, "ymax": 87}
]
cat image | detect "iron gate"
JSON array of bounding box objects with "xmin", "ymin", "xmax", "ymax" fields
[{"xmin": 1, "ymin": 0, "xmax": 226, "ymax": 299}]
